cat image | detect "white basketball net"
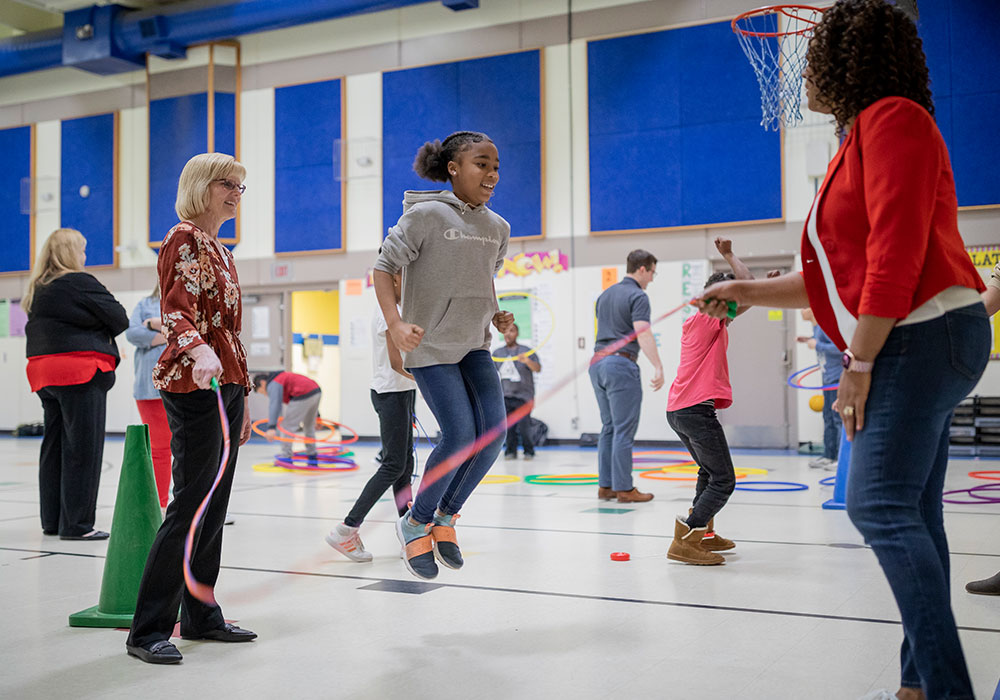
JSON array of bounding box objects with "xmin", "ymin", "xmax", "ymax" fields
[{"xmin": 733, "ymin": 5, "xmax": 824, "ymax": 131}]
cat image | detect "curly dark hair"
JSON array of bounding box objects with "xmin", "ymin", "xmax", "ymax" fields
[
  {"xmin": 806, "ymin": 0, "xmax": 933, "ymax": 137},
  {"xmin": 412, "ymin": 131, "xmax": 493, "ymax": 182}
]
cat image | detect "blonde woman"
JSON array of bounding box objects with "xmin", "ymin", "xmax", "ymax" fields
[
  {"xmin": 127, "ymin": 153, "xmax": 253, "ymax": 665},
  {"xmin": 24, "ymin": 228, "xmax": 128, "ymax": 540}
]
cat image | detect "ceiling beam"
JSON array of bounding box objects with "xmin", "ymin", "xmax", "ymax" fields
[{"xmin": 0, "ymin": 1, "xmax": 62, "ymax": 32}]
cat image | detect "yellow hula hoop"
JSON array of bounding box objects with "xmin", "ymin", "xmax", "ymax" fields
[
  {"xmin": 656, "ymin": 465, "xmax": 769, "ymax": 477},
  {"xmin": 492, "ymin": 291, "xmax": 556, "ymax": 362},
  {"xmin": 480, "ymin": 474, "xmax": 521, "ymax": 484}
]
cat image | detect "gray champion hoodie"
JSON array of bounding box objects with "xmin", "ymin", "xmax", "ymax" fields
[{"xmin": 374, "ymin": 190, "xmax": 510, "ymax": 369}]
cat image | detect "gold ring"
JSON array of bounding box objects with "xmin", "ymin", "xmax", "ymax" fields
[{"xmin": 842, "ymin": 406, "xmax": 856, "ymax": 417}]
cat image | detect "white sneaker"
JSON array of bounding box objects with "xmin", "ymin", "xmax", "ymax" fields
[
  {"xmin": 808, "ymin": 456, "xmax": 827, "ymax": 469},
  {"xmin": 858, "ymin": 690, "xmax": 895, "ymax": 700},
  {"xmin": 821, "ymin": 457, "xmax": 838, "ymax": 471},
  {"xmin": 325, "ymin": 523, "xmax": 373, "ymax": 562}
]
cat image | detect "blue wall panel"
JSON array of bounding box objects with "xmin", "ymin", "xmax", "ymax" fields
[
  {"xmin": 0, "ymin": 126, "xmax": 31, "ymax": 274},
  {"xmin": 149, "ymin": 92, "xmax": 237, "ymax": 245},
  {"xmin": 274, "ymin": 79, "xmax": 343, "ymax": 254},
  {"xmin": 588, "ymin": 20, "xmax": 782, "ymax": 232},
  {"xmin": 382, "ymin": 50, "xmax": 542, "ymax": 240},
  {"xmin": 61, "ymin": 113, "xmax": 115, "ymax": 267},
  {"xmin": 920, "ymin": 0, "xmax": 1000, "ymax": 207}
]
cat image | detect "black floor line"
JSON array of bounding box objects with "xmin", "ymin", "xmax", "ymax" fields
[
  {"xmin": 222, "ymin": 510, "xmax": 1000, "ymax": 559},
  {"xmin": 215, "ymin": 563, "xmax": 1000, "ymax": 634},
  {"xmin": 3, "ymin": 545, "xmax": 998, "ymax": 633}
]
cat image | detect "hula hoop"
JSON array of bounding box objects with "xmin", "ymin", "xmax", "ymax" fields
[
  {"xmin": 631, "ymin": 457, "xmax": 697, "ymax": 465},
  {"xmin": 480, "ymin": 474, "xmax": 520, "ymax": 484},
  {"xmin": 524, "ymin": 473, "xmax": 599, "ymax": 485},
  {"xmin": 819, "ymin": 476, "xmax": 837, "ymax": 486},
  {"xmin": 639, "ymin": 468, "xmax": 751, "ymax": 481},
  {"xmin": 492, "ymin": 291, "xmax": 556, "ymax": 362},
  {"xmin": 633, "ymin": 450, "xmax": 693, "ymax": 459},
  {"xmin": 734, "ymin": 481, "xmax": 808, "ymax": 492},
  {"xmin": 633, "ymin": 460, "xmax": 698, "ymax": 471},
  {"xmin": 253, "ymin": 462, "xmax": 357, "ymax": 475},
  {"xmin": 273, "ymin": 456, "xmax": 358, "ymax": 471},
  {"xmin": 969, "ymin": 470, "xmax": 1000, "ymax": 481},
  {"xmin": 943, "ymin": 482, "xmax": 1000, "ymax": 505},
  {"xmin": 787, "ymin": 364, "xmax": 838, "ymax": 391},
  {"xmin": 251, "ymin": 417, "xmax": 359, "ymax": 445}
]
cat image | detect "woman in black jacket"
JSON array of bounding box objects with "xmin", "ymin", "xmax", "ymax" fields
[{"xmin": 24, "ymin": 228, "xmax": 128, "ymax": 540}]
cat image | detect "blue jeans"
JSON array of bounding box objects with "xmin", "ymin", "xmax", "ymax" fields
[
  {"xmin": 666, "ymin": 402, "xmax": 735, "ymax": 528},
  {"xmin": 822, "ymin": 387, "xmax": 842, "ymax": 460},
  {"xmin": 589, "ymin": 355, "xmax": 641, "ymax": 491},
  {"xmin": 846, "ymin": 304, "xmax": 988, "ymax": 700},
  {"xmin": 409, "ymin": 350, "xmax": 505, "ymax": 524}
]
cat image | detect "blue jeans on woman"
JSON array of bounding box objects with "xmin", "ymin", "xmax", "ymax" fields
[
  {"xmin": 409, "ymin": 350, "xmax": 506, "ymax": 524},
  {"xmin": 846, "ymin": 303, "xmax": 988, "ymax": 700}
]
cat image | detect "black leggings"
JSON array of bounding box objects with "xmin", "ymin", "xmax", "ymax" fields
[{"xmin": 344, "ymin": 390, "xmax": 415, "ymax": 527}]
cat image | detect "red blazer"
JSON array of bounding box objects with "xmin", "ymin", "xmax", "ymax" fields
[{"xmin": 801, "ymin": 96, "xmax": 984, "ymax": 350}]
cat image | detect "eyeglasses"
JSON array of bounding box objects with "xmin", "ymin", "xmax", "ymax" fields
[{"xmin": 214, "ymin": 178, "xmax": 246, "ymax": 194}]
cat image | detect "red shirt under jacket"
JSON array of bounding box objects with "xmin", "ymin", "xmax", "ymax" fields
[
  {"xmin": 801, "ymin": 96, "xmax": 984, "ymax": 350},
  {"xmin": 26, "ymin": 351, "xmax": 116, "ymax": 392}
]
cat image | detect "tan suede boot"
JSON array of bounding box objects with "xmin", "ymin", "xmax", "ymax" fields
[
  {"xmin": 688, "ymin": 509, "xmax": 736, "ymax": 552},
  {"xmin": 667, "ymin": 517, "xmax": 724, "ymax": 565}
]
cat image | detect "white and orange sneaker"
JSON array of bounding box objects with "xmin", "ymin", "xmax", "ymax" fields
[{"xmin": 325, "ymin": 523, "xmax": 373, "ymax": 562}]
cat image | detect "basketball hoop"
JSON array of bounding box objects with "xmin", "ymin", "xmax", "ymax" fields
[{"xmin": 732, "ymin": 4, "xmax": 824, "ymax": 131}]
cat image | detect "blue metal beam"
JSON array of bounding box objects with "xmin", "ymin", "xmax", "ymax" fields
[{"xmin": 1, "ymin": 0, "xmax": 479, "ymax": 79}]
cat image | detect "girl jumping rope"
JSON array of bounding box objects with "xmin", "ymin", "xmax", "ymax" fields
[{"xmin": 373, "ymin": 131, "xmax": 512, "ymax": 580}]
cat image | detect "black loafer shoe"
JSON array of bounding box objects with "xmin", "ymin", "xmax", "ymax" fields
[
  {"xmin": 182, "ymin": 622, "xmax": 257, "ymax": 642},
  {"xmin": 126, "ymin": 640, "xmax": 183, "ymax": 664},
  {"xmin": 42, "ymin": 529, "xmax": 57, "ymax": 536},
  {"xmin": 60, "ymin": 529, "xmax": 109, "ymax": 541}
]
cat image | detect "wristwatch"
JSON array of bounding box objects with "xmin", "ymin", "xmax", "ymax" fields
[{"xmin": 841, "ymin": 348, "xmax": 874, "ymax": 373}]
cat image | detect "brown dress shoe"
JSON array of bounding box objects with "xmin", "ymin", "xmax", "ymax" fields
[
  {"xmin": 616, "ymin": 487, "xmax": 653, "ymax": 503},
  {"xmin": 597, "ymin": 487, "xmax": 617, "ymax": 501}
]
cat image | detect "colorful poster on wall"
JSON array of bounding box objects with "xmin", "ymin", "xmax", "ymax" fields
[
  {"xmin": 966, "ymin": 246, "xmax": 1000, "ymax": 359},
  {"xmin": 9, "ymin": 301, "xmax": 27, "ymax": 337}
]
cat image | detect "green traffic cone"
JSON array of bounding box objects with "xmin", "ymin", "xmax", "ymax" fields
[{"xmin": 69, "ymin": 424, "xmax": 163, "ymax": 628}]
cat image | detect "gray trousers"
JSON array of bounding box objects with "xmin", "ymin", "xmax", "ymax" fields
[{"xmin": 281, "ymin": 392, "xmax": 322, "ymax": 457}]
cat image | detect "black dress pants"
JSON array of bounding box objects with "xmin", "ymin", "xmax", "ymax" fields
[
  {"xmin": 37, "ymin": 370, "xmax": 115, "ymax": 537},
  {"xmin": 504, "ymin": 396, "xmax": 535, "ymax": 456},
  {"xmin": 344, "ymin": 389, "xmax": 415, "ymax": 527},
  {"xmin": 127, "ymin": 383, "xmax": 244, "ymax": 647}
]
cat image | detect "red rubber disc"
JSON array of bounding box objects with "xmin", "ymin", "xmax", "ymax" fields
[{"xmin": 610, "ymin": 552, "xmax": 631, "ymax": 562}]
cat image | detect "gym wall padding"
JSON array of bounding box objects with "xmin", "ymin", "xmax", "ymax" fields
[
  {"xmin": 382, "ymin": 50, "xmax": 543, "ymax": 240},
  {"xmin": 587, "ymin": 19, "xmax": 783, "ymax": 234},
  {"xmin": 274, "ymin": 78, "xmax": 344, "ymax": 254},
  {"xmin": 0, "ymin": 125, "xmax": 32, "ymax": 274},
  {"xmin": 148, "ymin": 92, "xmax": 237, "ymax": 246},
  {"xmin": 919, "ymin": 0, "xmax": 1000, "ymax": 208},
  {"xmin": 61, "ymin": 113, "xmax": 116, "ymax": 267}
]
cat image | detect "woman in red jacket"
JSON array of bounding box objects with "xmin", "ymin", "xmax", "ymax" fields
[{"xmin": 698, "ymin": 2, "xmax": 986, "ymax": 698}]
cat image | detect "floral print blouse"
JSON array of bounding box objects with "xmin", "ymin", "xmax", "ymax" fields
[{"xmin": 152, "ymin": 221, "xmax": 250, "ymax": 394}]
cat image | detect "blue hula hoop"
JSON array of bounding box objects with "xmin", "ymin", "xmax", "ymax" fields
[
  {"xmin": 734, "ymin": 481, "xmax": 809, "ymax": 492},
  {"xmin": 819, "ymin": 476, "xmax": 837, "ymax": 486},
  {"xmin": 787, "ymin": 364, "xmax": 839, "ymax": 391}
]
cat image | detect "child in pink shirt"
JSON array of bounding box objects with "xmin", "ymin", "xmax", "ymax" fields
[{"xmin": 665, "ymin": 238, "xmax": 755, "ymax": 566}]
